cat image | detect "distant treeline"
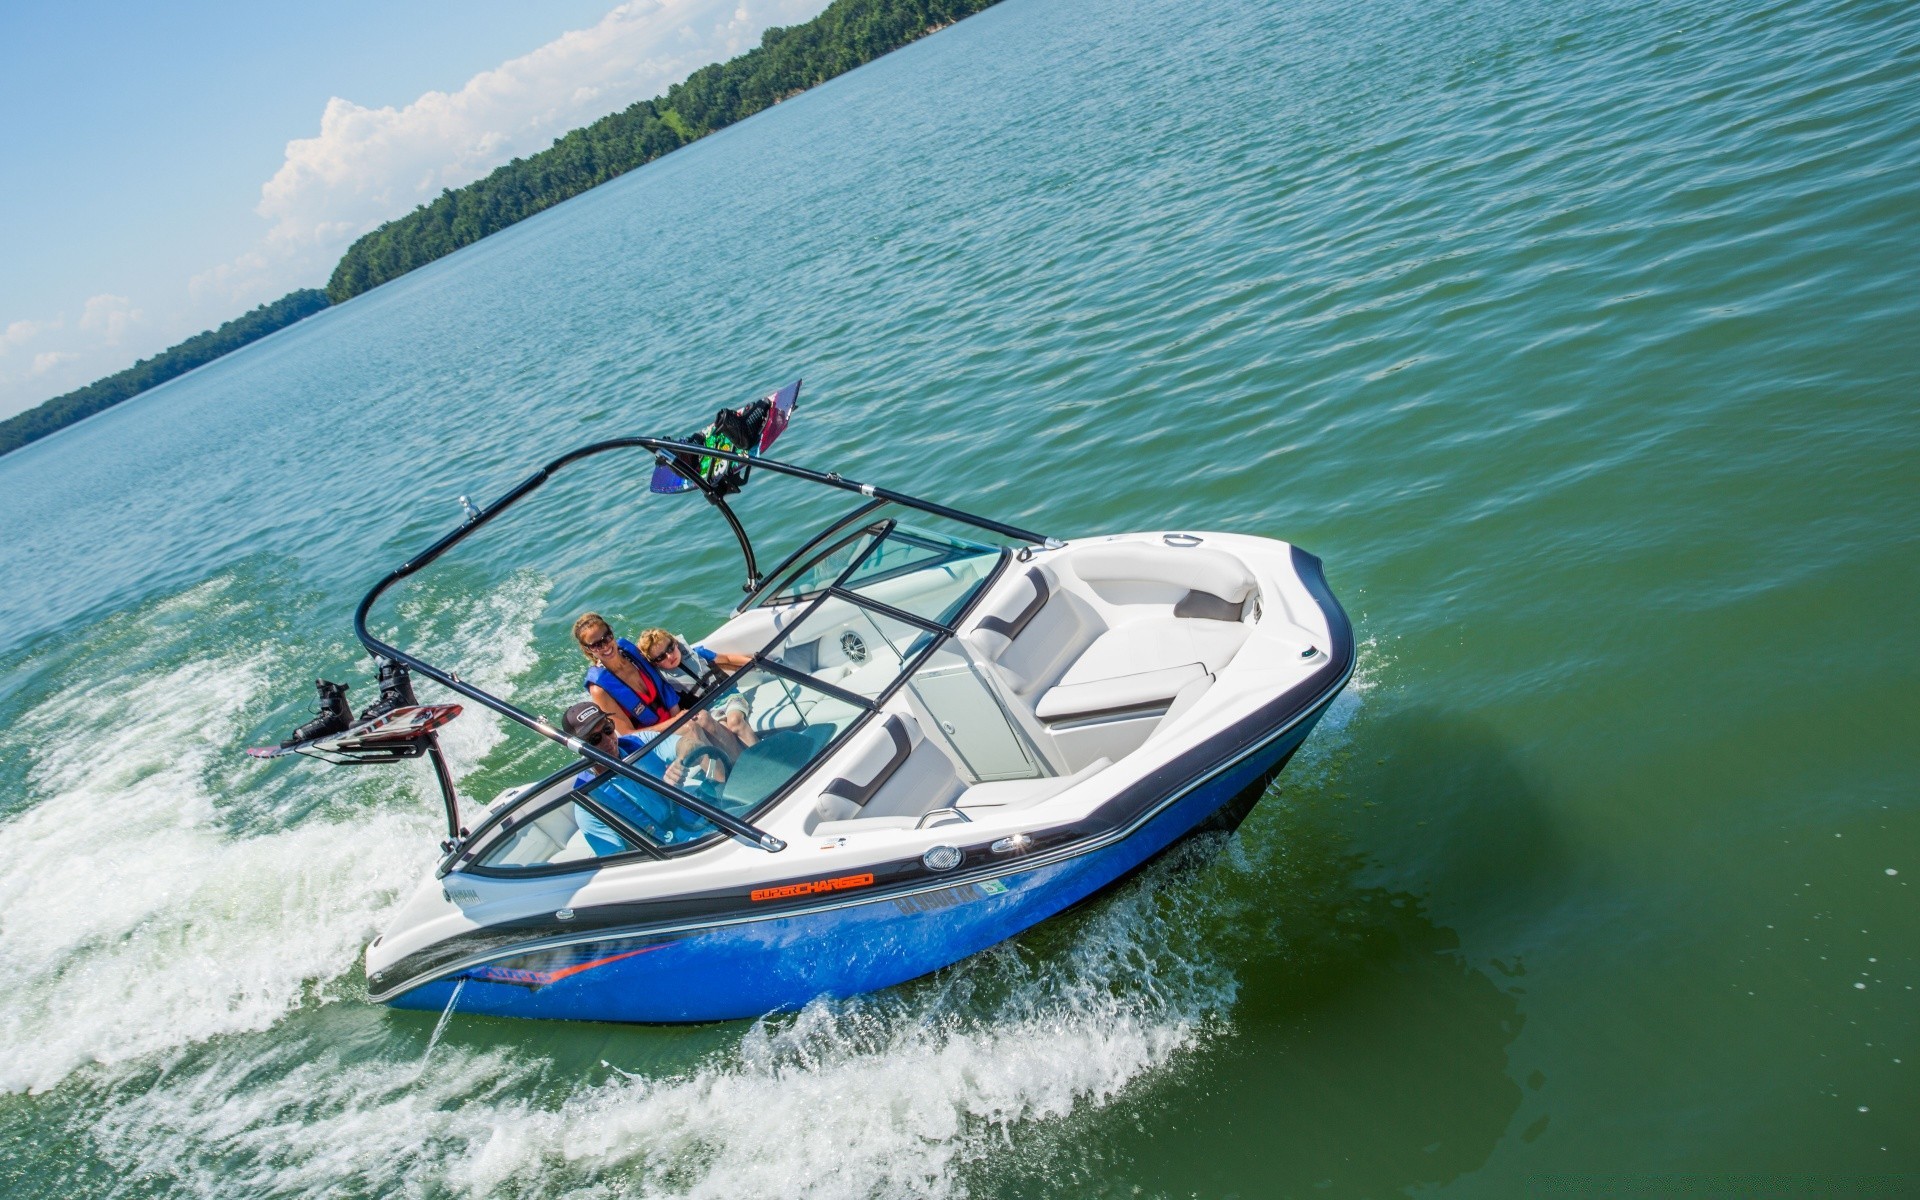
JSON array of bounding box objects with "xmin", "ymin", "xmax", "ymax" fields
[
  {"xmin": 0, "ymin": 289, "xmax": 329, "ymax": 457},
  {"xmin": 6, "ymin": 0, "xmax": 999, "ymax": 457},
  {"xmin": 326, "ymin": 0, "xmax": 1001, "ymax": 302}
]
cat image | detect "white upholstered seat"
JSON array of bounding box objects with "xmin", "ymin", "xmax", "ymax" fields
[
  {"xmin": 810, "ymin": 712, "xmax": 965, "ymax": 835},
  {"xmin": 963, "ymin": 565, "xmax": 1105, "ymax": 697}
]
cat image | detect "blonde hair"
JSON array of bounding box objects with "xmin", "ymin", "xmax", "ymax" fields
[
  {"xmin": 637, "ymin": 628, "xmax": 675, "ymax": 658},
  {"xmin": 572, "ymin": 612, "xmax": 613, "ymax": 649}
]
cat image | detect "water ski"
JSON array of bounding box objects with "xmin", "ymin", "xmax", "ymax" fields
[{"xmin": 248, "ymin": 704, "xmax": 462, "ymax": 760}]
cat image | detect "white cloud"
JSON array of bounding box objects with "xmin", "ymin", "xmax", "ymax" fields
[
  {"xmin": 253, "ymin": 0, "xmax": 827, "ymax": 266},
  {"xmin": 3, "ymin": 0, "xmax": 831, "ymax": 418},
  {"xmin": 79, "ymin": 294, "xmax": 143, "ymax": 345},
  {"xmin": 1, "ymin": 318, "xmax": 61, "ymax": 357}
]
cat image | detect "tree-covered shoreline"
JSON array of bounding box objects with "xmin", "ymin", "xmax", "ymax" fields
[
  {"xmin": 4, "ymin": 0, "xmax": 1000, "ymax": 458},
  {"xmin": 325, "ymin": 0, "xmax": 1000, "ymax": 302},
  {"xmin": 0, "ymin": 290, "xmax": 329, "ymax": 458}
]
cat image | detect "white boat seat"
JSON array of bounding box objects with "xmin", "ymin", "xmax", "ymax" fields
[
  {"xmin": 956, "ymin": 757, "xmax": 1113, "ymax": 811},
  {"xmin": 963, "ymin": 564, "xmax": 1105, "ymax": 697},
  {"xmin": 1059, "ymin": 618, "xmax": 1249, "ymax": 688},
  {"xmin": 1034, "ymin": 662, "xmax": 1208, "ymax": 722},
  {"xmin": 1066, "ymin": 545, "xmax": 1256, "ymax": 619},
  {"xmin": 811, "ymin": 712, "xmax": 964, "ymax": 834}
]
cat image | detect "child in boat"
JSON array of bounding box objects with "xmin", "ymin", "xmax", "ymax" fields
[{"xmin": 636, "ymin": 627, "xmax": 757, "ymax": 747}]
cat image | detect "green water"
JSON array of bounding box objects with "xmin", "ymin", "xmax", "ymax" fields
[{"xmin": 2, "ymin": 0, "xmax": 1916, "ymax": 1193}]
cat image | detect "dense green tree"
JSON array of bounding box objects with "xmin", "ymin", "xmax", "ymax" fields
[
  {"xmin": 2, "ymin": 0, "xmax": 998, "ymax": 458},
  {"xmin": 0, "ymin": 290, "xmax": 329, "ymax": 457},
  {"xmin": 325, "ymin": 0, "xmax": 1001, "ymax": 303}
]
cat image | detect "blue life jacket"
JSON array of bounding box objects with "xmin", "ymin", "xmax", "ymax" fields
[{"xmin": 584, "ymin": 638, "xmax": 675, "ymax": 727}]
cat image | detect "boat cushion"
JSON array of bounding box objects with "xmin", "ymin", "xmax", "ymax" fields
[
  {"xmin": 1066, "ymin": 545, "xmax": 1255, "ymax": 605},
  {"xmin": 1035, "ymin": 662, "xmax": 1208, "ymax": 722},
  {"xmin": 1172, "ymin": 589, "xmax": 1246, "ymax": 622},
  {"xmin": 975, "ymin": 568, "xmax": 1052, "ymax": 660},
  {"xmin": 973, "ymin": 566, "xmax": 1051, "ymax": 646},
  {"xmin": 965, "ymin": 565, "xmax": 1105, "ymax": 696},
  {"xmin": 818, "ymin": 714, "xmax": 914, "ymax": 813},
  {"xmin": 813, "ymin": 713, "xmax": 963, "ymax": 827},
  {"xmin": 860, "ymin": 737, "xmax": 965, "ymax": 821},
  {"xmin": 1060, "ymin": 618, "xmax": 1251, "ymax": 688},
  {"xmin": 956, "ymin": 756, "xmax": 1113, "ymax": 810}
]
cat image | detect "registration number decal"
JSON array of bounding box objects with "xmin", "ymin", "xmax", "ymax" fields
[{"xmin": 893, "ymin": 877, "xmax": 1008, "ymax": 914}]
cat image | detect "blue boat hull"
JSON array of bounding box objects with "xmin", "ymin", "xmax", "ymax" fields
[{"xmin": 389, "ymin": 703, "xmax": 1329, "ymax": 1024}]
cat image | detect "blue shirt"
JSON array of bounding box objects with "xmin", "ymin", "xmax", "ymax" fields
[{"xmin": 572, "ymin": 733, "xmax": 712, "ymax": 852}]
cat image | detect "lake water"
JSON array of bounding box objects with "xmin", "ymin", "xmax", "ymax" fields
[{"xmin": 2, "ymin": 0, "xmax": 1917, "ymax": 1193}]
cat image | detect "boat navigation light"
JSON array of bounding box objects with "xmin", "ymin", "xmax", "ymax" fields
[
  {"xmin": 923, "ymin": 845, "xmax": 963, "ymax": 871},
  {"xmin": 990, "ymin": 833, "xmax": 1032, "ymax": 854}
]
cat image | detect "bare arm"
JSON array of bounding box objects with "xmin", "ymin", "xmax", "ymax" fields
[{"xmin": 586, "ymin": 684, "xmax": 681, "ymax": 737}]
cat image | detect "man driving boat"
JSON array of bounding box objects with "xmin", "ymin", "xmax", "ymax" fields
[{"xmin": 561, "ymin": 702, "xmax": 716, "ymax": 849}]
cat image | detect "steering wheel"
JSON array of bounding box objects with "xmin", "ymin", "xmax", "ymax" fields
[{"xmin": 677, "ymin": 745, "xmax": 730, "ymax": 793}]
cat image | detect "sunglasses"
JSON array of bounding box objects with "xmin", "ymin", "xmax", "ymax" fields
[
  {"xmin": 645, "ymin": 643, "xmax": 678, "ymax": 665},
  {"xmin": 581, "ymin": 632, "xmax": 615, "ymax": 653}
]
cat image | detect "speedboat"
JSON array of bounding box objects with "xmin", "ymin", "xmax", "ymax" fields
[{"xmin": 330, "ymin": 387, "xmax": 1351, "ymax": 1023}]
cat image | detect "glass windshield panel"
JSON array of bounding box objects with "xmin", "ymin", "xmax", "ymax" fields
[
  {"xmin": 577, "ymin": 761, "xmax": 719, "ymax": 846},
  {"xmin": 687, "ymin": 666, "xmax": 859, "ymax": 814},
  {"xmin": 476, "ymin": 797, "xmax": 641, "ymax": 870},
  {"xmin": 764, "ymin": 593, "xmax": 927, "ymax": 702},
  {"xmin": 758, "ymin": 506, "xmax": 1014, "ymax": 615},
  {"xmin": 843, "ymin": 525, "xmax": 1001, "ymax": 626},
  {"xmin": 761, "ymin": 524, "xmax": 884, "ymax": 607}
]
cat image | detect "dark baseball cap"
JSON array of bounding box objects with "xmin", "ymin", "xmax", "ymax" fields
[{"xmin": 562, "ymin": 702, "xmax": 614, "ymax": 739}]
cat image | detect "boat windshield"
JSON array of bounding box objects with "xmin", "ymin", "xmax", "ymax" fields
[
  {"xmin": 757, "ymin": 512, "xmax": 1002, "ymax": 614},
  {"xmin": 620, "ymin": 520, "xmax": 1004, "ymax": 825},
  {"xmin": 684, "ymin": 666, "xmax": 857, "ymax": 813},
  {"xmin": 842, "ymin": 524, "xmax": 1002, "ymax": 625}
]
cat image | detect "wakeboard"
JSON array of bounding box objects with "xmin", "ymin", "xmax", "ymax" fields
[{"xmin": 247, "ymin": 704, "xmax": 462, "ymax": 760}]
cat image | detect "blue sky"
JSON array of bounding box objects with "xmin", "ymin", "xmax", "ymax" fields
[{"xmin": 0, "ymin": 0, "xmax": 827, "ymax": 419}]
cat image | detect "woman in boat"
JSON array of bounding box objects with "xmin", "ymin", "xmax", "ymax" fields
[
  {"xmin": 574, "ymin": 613, "xmax": 680, "ymax": 737},
  {"xmin": 573, "ymin": 613, "xmax": 753, "ymax": 760}
]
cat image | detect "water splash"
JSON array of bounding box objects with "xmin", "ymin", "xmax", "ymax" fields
[
  {"xmin": 0, "ymin": 569, "xmax": 556, "ymax": 1095},
  {"xmin": 417, "ymin": 978, "xmax": 466, "ymax": 1074}
]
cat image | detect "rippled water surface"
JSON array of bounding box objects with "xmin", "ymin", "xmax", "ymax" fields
[{"xmin": 3, "ymin": 0, "xmax": 1917, "ymax": 1193}]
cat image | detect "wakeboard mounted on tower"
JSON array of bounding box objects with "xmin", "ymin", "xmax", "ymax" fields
[
  {"xmin": 646, "ymin": 379, "xmax": 802, "ymax": 592},
  {"xmin": 649, "ymin": 379, "xmax": 800, "ymax": 498},
  {"xmin": 247, "ymin": 660, "xmax": 461, "ymax": 764}
]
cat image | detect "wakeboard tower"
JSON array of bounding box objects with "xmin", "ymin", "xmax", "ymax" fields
[
  {"xmin": 251, "ymin": 381, "xmax": 806, "ymax": 847},
  {"xmin": 251, "ymin": 377, "xmax": 1355, "ymax": 1024}
]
